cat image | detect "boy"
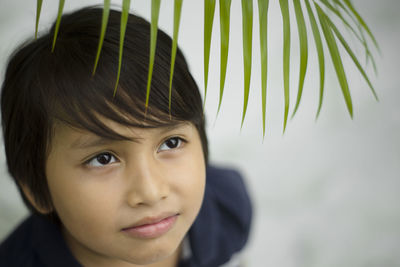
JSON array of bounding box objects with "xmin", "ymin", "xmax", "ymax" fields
[{"xmin": 0, "ymin": 6, "xmax": 252, "ymax": 267}]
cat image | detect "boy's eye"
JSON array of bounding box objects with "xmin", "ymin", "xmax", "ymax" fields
[
  {"xmin": 86, "ymin": 152, "xmax": 117, "ymax": 167},
  {"xmin": 158, "ymin": 137, "xmax": 184, "ymax": 152}
]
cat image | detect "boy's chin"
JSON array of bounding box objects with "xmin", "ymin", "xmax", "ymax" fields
[{"xmin": 124, "ymin": 243, "xmax": 181, "ymax": 265}]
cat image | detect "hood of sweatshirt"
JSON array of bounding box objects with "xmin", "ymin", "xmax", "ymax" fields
[{"xmin": 182, "ymin": 165, "xmax": 253, "ymax": 267}]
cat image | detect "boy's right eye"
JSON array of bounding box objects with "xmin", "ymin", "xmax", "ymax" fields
[{"xmin": 85, "ymin": 152, "xmax": 118, "ymax": 167}]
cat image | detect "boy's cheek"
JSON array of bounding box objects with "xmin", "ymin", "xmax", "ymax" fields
[
  {"xmin": 46, "ymin": 173, "xmax": 119, "ymax": 236},
  {"xmin": 169, "ymin": 152, "xmax": 205, "ymax": 201}
]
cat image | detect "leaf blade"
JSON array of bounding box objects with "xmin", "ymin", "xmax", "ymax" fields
[
  {"xmin": 217, "ymin": 0, "xmax": 232, "ymax": 114},
  {"xmin": 331, "ymin": 0, "xmax": 377, "ymax": 74},
  {"xmin": 258, "ymin": 0, "xmax": 269, "ymax": 138},
  {"xmin": 291, "ymin": 0, "xmax": 308, "ymax": 118},
  {"xmin": 316, "ymin": 3, "xmax": 353, "ymax": 118},
  {"xmin": 320, "ymin": 0, "xmax": 375, "ymax": 70},
  {"xmin": 279, "ymin": 0, "xmax": 290, "ymax": 133},
  {"xmin": 343, "ymin": 0, "xmax": 379, "ymax": 51},
  {"xmin": 325, "ymin": 14, "xmax": 378, "ymax": 101},
  {"xmin": 169, "ymin": 0, "xmax": 184, "ymax": 116},
  {"xmin": 204, "ymin": 0, "xmax": 216, "ymax": 107},
  {"xmin": 51, "ymin": 0, "xmax": 65, "ymax": 52},
  {"xmin": 35, "ymin": 0, "xmax": 43, "ymax": 40},
  {"xmin": 320, "ymin": 0, "xmax": 362, "ymax": 42},
  {"xmin": 113, "ymin": 0, "xmax": 131, "ymax": 96},
  {"xmin": 93, "ymin": 0, "xmax": 111, "ymax": 76},
  {"xmin": 240, "ymin": 0, "xmax": 253, "ymax": 128},
  {"xmin": 145, "ymin": 0, "xmax": 162, "ymax": 111},
  {"xmin": 304, "ymin": 0, "xmax": 325, "ymax": 119}
]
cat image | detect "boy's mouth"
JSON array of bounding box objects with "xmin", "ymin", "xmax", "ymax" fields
[{"xmin": 121, "ymin": 213, "xmax": 179, "ymax": 239}]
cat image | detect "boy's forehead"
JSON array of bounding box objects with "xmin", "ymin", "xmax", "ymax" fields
[{"xmin": 52, "ymin": 120, "xmax": 192, "ymax": 148}]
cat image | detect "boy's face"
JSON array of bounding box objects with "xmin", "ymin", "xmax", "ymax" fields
[{"xmin": 44, "ymin": 118, "xmax": 206, "ymax": 266}]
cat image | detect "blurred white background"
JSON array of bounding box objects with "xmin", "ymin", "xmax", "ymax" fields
[{"xmin": 1, "ymin": 0, "xmax": 399, "ymax": 266}]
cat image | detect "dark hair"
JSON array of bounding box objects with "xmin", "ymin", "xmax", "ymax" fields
[{"xmin": 1, "ymin": 7, "xmax": 208, "ymax": 218}]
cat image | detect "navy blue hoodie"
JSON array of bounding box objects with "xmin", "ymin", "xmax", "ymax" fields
[{"xmin": 0, "ymin": 166, "xmax": 252, "ymax": 267}]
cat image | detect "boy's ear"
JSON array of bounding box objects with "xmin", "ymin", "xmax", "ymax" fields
[{"xmin": 20, "ymin": 183, "xmax": 53, "ymax": 214}]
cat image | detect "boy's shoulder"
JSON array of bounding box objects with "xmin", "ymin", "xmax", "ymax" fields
[
  {"xmin": 206, "ymin": 165, "xmax": 252, "ymax": 210},
  {"xmin": 0, "ymin": 215, "xmax": 36, "ymax": 266},
  {"xmin": 0, "ymin": 214, "xmax": 81, "ymax": 267},
  {"xmin": 184, "ymin": 165, "xmax": 252, "ymax": 267}
]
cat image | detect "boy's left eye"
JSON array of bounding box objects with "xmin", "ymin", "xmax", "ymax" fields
[
  {"xmin": 158, "ymin": 137, "xmax": 185, "ymax": 152},
  {"xmin": 86, "ymin": 152, "xmax": 118, "ymax": 167}
]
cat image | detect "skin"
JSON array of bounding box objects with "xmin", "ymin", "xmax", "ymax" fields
[{"xmin": 38, "ymin": 119, "xmax": 206, "ymax": 267}]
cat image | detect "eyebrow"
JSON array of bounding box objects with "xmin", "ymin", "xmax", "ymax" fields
[
  {"xmin": 70, "ymin": 136, "xmax": 127, "ymax": 150},
  {"xmin": 69, "ymin": 122, "xmax": 189, "ymax": 150}
]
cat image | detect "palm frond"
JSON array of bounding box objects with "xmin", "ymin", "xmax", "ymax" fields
[
  {"xmin": 51, "ymin": 0, "xmax": 65, "ymax": 52},
  {"xmin": 113, "ymin": 0, "xmax": 131, "ymax": 97},
  {"xmin": 34, "ymin": 0, "xmax": 380, "ymax": 134},
  {"xmin": 169, "ymin": 0, "xmax": 184, "ymax": 117},
  {"xmin": 204, "ymin": 0, "xmax": 216, "ymax": 107},
  {"xmin": 240, "ymin": 0, "xmax": 253, "ymax": 128},
  {"xmin": 217, "ymin": 0, "xmax": 232, "ymax": 115},
  {"xmin": 258, "ymin": 0, "xmax": 269, "ymax": 138}
]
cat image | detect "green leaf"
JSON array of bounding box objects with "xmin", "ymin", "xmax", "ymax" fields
[
  {"xmin": 316, "ymin": 3, "xmax": 353, "ymax": 118},
  {"xmin": 325, "ymin": 14, "xmax": 378, "ymax": 101},
  {"xmin": 291, "ymin": 0, "xmax": 308, "ymax": 118},
  {"xmin": 113, "ymin": 0, "xmax": 131, "ymax": 97},
  {"xmin": 217, "ymin": 0, "xmax": 232, "ymax": 114},
  {"xmin": 343, "ymin": 0, "xmax": 379, "ymax": 51},
  {"xmin": 35, "ymin": 0, "xmax": 43, "ymax": 40},
  {"xmin": 93, "ymin": 0, "xmax": 111, "ymax": 76},
  {"xmin": 169, "ymin": 0, "xmax": 183, "ymax": 116},
  {"xmin": 51, "ymin": 0, "xmax": 65, "ymax": 52},
  {"xmin": 145, "ymin": 0, "xmax": 161, "ymax": 111},
  {"xmin": 258, "ymin": 0, "xmax": 269, "ymax": 138},
  {"xmin": 204, "ymin": 0, "xmax": 216, "ymax": 107},
  {"xmin": 304, "ymin": 0, "xmax": 325, "ymax": 119},
  {"xmin": 240, "ymin": 0, "xmax": 253, "ymax": 128},
  {"xmin": 279, "ymin": 0, "xmax": 290, "ymax": 133}
]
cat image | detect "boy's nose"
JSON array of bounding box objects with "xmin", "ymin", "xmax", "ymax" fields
[{"xmin": 125, "ymin": 156, "xmax": 169, "ymax": 207}]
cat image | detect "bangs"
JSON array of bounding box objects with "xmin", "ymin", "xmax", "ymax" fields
[{"xmin": 50, "ymin": 81, "xmax": 190, "ymax": 142}]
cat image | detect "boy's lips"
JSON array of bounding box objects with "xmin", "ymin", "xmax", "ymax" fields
[{"xmin": 122, "ymin": 213, "xmax": 179, "ymax": 239}]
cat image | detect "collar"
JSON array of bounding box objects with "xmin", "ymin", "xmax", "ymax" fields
[{"xmin": 185, "ymin": 166, "xmax": 252, "ymax": 267}]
